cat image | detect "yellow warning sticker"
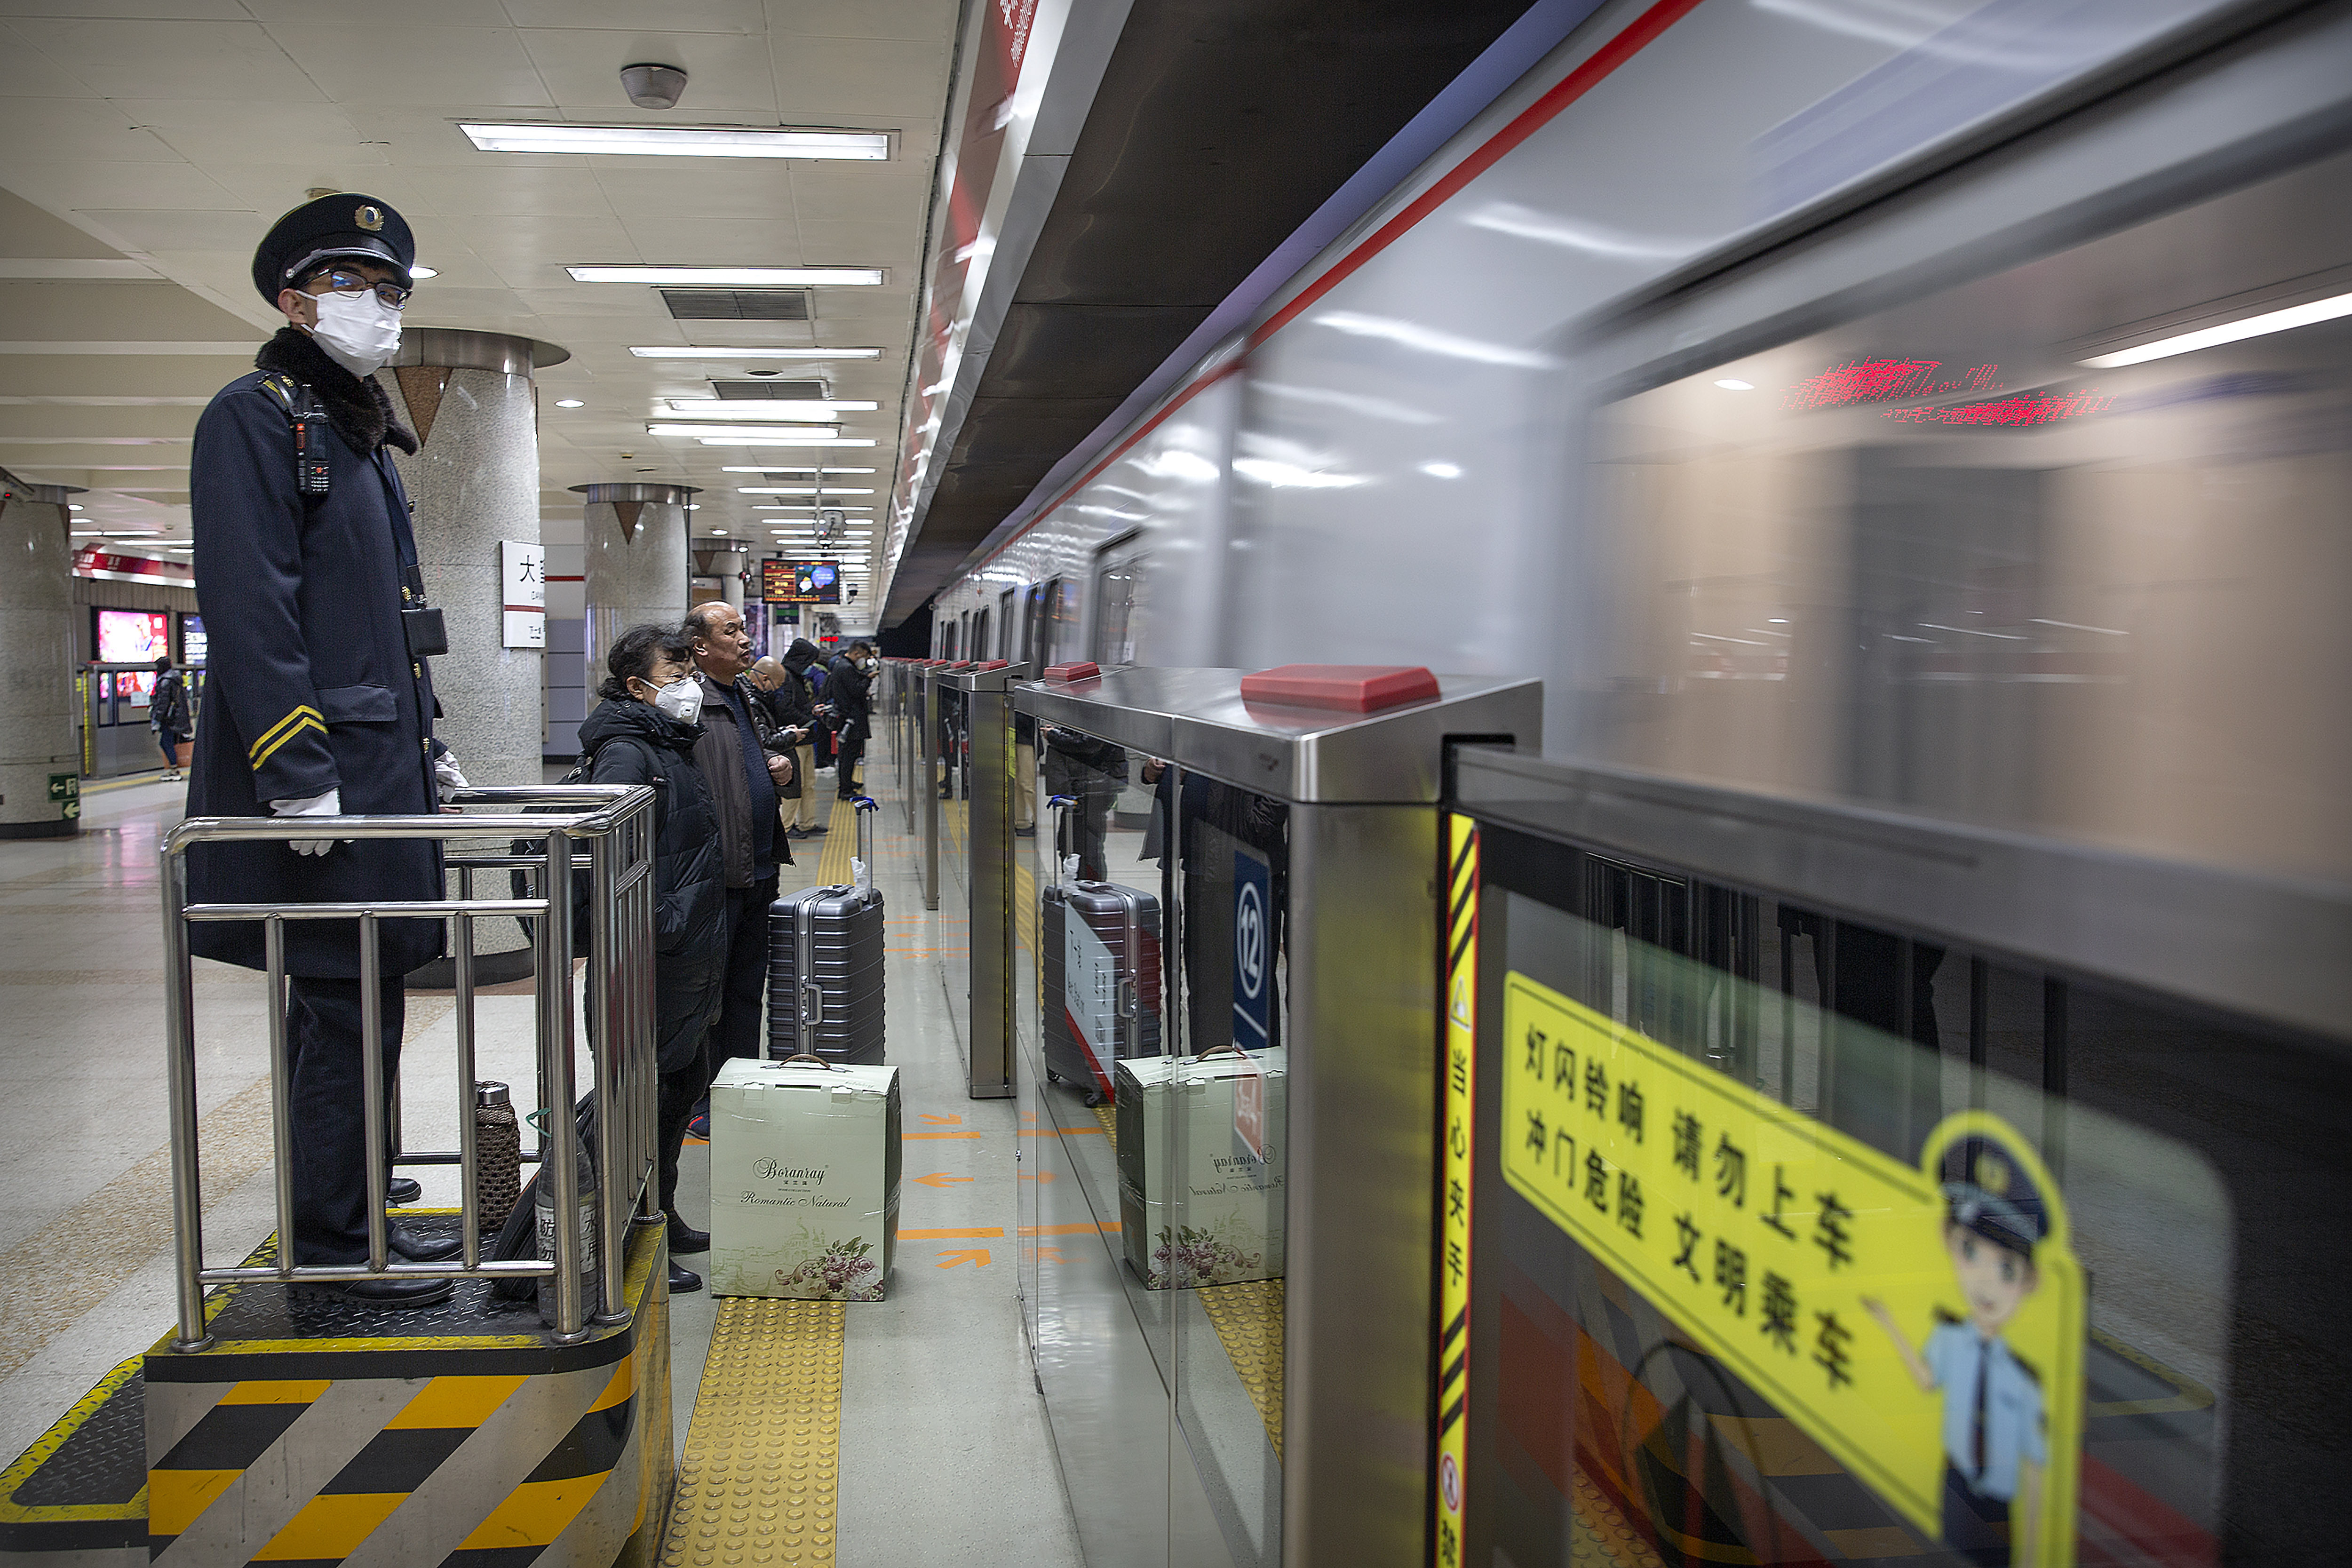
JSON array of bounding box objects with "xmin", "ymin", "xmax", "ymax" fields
[{"xmin": 1500, "ymin": 971, "xmax": 2083, "ymax": 1566}]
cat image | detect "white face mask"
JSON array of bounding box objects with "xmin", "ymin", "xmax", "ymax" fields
[
  {"xmin": 650, "ymin": 676, "xmax": 703, "ymax": 725},
  {"xmin": 309, "ymin": 287, "xmax": 403, "ymax": 377}
]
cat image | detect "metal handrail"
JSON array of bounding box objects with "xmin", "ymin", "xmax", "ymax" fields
[{"xmin": 159, "ymin": 784, "xmax": 660, "ymax": 1350}]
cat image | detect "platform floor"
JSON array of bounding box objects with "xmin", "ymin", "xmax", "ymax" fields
[{"xmin": 0, "ymin": 752, "xmax": 1081, "ymax": 1567}]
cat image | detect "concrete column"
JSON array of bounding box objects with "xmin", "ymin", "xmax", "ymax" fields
[
  {"xmin": 378, "ymin": 329, "xmax": 566, "ymax": 985},
  {"xmin": 0, "ymin": 472, "xmax": 82, "ymax": 839},
  {"xmin": 577, "ymin": 483, "xmax": 697, "ymax": 695}
]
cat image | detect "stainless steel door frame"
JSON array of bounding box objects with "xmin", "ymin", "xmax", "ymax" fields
[
  {"xmin": 948, "ymin": 662, "xmax": 1024, "ymax": 1098},
  {"xmin": 919, "ymin": 665, "xmax": 951, "ymax": 911},
  {"xmin": 1010, "ymin": 667, "xmax": 1541, "ymax": 1568}
]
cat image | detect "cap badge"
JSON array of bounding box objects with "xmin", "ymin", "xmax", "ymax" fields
[
  {"xmin": 1973, "ymin": 1149, "xmax": 2011, "ymax": 1198},
  {"xmin": 355, "ymin": 204, "xmax": 384, "ymax": 232}
]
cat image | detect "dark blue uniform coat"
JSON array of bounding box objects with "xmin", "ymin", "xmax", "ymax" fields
[{"xmin": 185, "ymin": 334, "xmax": 444, "ymax": 978}]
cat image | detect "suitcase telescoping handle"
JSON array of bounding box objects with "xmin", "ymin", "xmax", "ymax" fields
[
  {"xmin": 1046, "ymin": 794, "xmax": 1077, "ymax": 888},
  {"xmin": 852, "ymin": 795, "xmax": 878, "ymax": 895}
]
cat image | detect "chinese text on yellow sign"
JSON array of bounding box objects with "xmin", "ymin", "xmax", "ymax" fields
[{"xmin": 1499, "ymin": 971, "xmax": 2082, "ymax": 1565}]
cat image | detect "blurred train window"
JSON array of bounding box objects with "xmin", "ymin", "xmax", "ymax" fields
[
  {"xmin": 1092, "ymin": 538, "xmax": 1149, "ymax": 667},
  {"xmin": 997, "ymin": 587, "xmax": 1016, "ymax": 660},
  {"xmin": 1470, "ymin": 825, "xmax": 2347, "ymax": 1566},
  {"xmin": 973, "ymin": 609, "xmax": 990, "ymax": 665},
  {"xmin": 1024, "ymin": 576, "xmax": 1072, "ymax": 670},
  {"xmin": 1591, "ymin": 144, "xmax": 2352, "ymax": 884}
]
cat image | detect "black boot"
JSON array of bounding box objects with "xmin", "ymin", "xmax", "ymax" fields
[
  {"xmin": 387, "ymin": 1176, "xmax": 423, "ymax": 1206},
  {"xmin": 668, "ymin": 1259, "xmax": 703, "ymax": 1294},
  {"xmin": 389, "ymin": 1223, "xmax": 464, "ymax": 1263},
  {"xmin": 667, "ymin": 1211, "xmax": 709, "ymax": 1255}
]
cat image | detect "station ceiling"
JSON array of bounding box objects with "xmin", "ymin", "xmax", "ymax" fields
[
  {"xmin": 883, "ymin": 0, "xmax": 1537, "ymax": 623},
  {"xmin": 0, "ymin": 1, "xmax": 1535, "ymax": 629},
  {"xmin": 0, "ymin": 1, "xmax": 959, "ymax": 608}
]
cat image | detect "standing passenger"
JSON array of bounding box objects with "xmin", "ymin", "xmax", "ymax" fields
[
  {"xmin": 682, "ymin": 604, "xmax": 794, "ymax": 1114},
  {"xmin": 826, "ymin": 640, "xmax": 875, "ymax": 799},
  {"xmin": 576, "ymin": 624, "xmax": 726, "ymax": 1294},
  {"xmin": 149, "ymin": 655, "xmax": 191, "ymax": 781},
  {"xmin": 760, "ymin": 640, "xmax": 825, "ymax": 838}
]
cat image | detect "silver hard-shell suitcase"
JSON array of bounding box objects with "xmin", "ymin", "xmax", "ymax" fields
[
  {"xmin": 767, "ymin": 797, "xmax": 886, "ymax": 1065},
  {"xmin": 1041, "ymin": 793, "xmax": 1162, "ymax": 1105}
]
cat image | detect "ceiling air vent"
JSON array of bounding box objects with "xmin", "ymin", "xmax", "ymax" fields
[
  {"xmin": 660, "ymin": 289, "xmax": 810, "ymax": 321},
  {"xmin": 714, "ymin": 380, "xmax": 827, "ymax": 399}
]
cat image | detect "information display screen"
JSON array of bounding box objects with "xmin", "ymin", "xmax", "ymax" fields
[
  {"xmin": 95, "ymin": 608, "xmax": 169, "ymax": 664},
  {"xmin": 769, "ymin": 560, "xmax": 841, "ymax": 604},
  {"xmin": 179, "ymin": 613, "xmax": 207, "ymax": 666}
]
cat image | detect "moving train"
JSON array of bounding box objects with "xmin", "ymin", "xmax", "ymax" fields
[{"xmin": 906, "ymin": 2, "xmax": 2352, "ymax": 1563}]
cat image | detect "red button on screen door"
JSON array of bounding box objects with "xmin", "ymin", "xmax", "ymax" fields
[{"xmin": 1239, "ymin": 664, "xmax": 1440, "ymax": 713}]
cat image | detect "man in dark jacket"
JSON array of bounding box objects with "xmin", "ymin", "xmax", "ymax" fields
[
  {"xmin": 825, "ymin": 641, "xmax": 875, "ymax": 800},
  {"xmin": 186, "ymin": 193, "xmax": 464, "ymax": 1302},
  {"xmin": 760, "ymin": 638, "xmax": 824, "ymax": 838},
  {"xmin": 149, "ymin": 656, "xmax": 191, "ymax": 781},
  {"xmin": 683, "ymin": 603, "xmax": 793, "ymax": 1094}
]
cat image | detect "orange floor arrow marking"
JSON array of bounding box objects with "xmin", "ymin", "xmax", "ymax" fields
[
  {"xmin": 903, "ymin": 1130, "xmax": 982, "ymax": 1140},
  {"xmin": 911, "ymin": 1173, "xmax": 976, "ymax": 1189},
  {"xmin": 1035, "ymin": 1247, "xmax": 1066, "ymax": 1264},
  {"xmin": 920, "ymin": 1112, "xmax": 963, "ymax": 1125},
  {"xmin": 938, "ymin": 1249, "xmax": 992, "ymax": 1268},
  {"xmin": 899, "ymin": 1226, "xmax": 1004, "ymax": 1239}
]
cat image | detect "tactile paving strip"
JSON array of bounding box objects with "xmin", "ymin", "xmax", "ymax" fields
[
  {"xmin": 1571, "ymin": 1464, "xmax": 1667, "ymax": 1568},
  {"xmin": 661, "ymin": 1297, "xmax": 845, "ymax": 1567},
  {"xmin": 1196, "ymin": 1278, "xmax": 1285, "ymax": 1460},
  {"xmin": 1093, "ymin": 1103, "xmax": 1117, "ymax": 1141}
]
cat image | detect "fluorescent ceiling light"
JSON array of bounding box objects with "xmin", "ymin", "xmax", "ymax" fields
[
  {"xmin": 739, "ymin": 486, "xmax": 876, "ymax": 495},
  {"xmin": 702, "ymin": 436, "xmax": 877, "ymax": 447},
  {"xmin": 554, "ymin": 398, "xmax": 584, "ymax": 408},
  {"xmin": 1714, "ymin": 378, "xmax": 1755, "ymax": 390},
  {"xmin": 570, "ymin": 266, "xmax": 882, "ymax": 287},
  {"xmin": 463, "ymin": 124, "xmax": 889, "ymax": 160},
  {"xmin": 661, "ymin": 400, "xmax": 877, "ymax": 420},
  {"xmin": 632, "ymin": 347, "xmax": 882, "ymax": 360},
  {"xmin": 409, "ymin": 265, "xmax": 438, "ymax": 280},
  {"xmin": 2081, "ymin": 287, "xmax": 2352, "ymax": 367},
  {"xmin": 647, "ymin": 423, "xmax": 833, "ymax": 440}
]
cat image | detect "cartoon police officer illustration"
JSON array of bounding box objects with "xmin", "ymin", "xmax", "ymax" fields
[{"xmin": 1865, "ymin": 1132, "xmax": 2050, "ymax": 1567}]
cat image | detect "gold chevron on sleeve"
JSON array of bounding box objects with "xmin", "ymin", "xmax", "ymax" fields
[
  {"xmin": 249, "ymin": 712, "xmax": 327, "ymax": 771},
  {"xmin": 246, "ymin": 706, "xmax": 325, "ymax": 766}
]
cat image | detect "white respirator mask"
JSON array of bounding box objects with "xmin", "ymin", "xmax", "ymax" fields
[
  {"xmin": 308, "ymin": 287, "xmax": 404, "ymax": 378},
  {"xmin": 652, "ymin": 677, "xmax": 704, "ymax": 725}
]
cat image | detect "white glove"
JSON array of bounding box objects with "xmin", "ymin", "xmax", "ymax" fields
[
  {"xmin": 433, "ymin": 752, "xmax": 470, "ymax": 792},
  {"xmin": 271, "ymin": 788, "xmax": 342, "ymax": 857}
]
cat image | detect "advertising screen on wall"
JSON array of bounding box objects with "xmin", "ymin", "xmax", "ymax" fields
[
  {"xmin": 179, "ymin": 613, "xmax": 207, "ymax": 666},
  {"xmin": 95, "ymin": 608, "xmax": 169, "ymax": 664},
  {"xmin": 776, "ymin": 560, "xmax": 840, "ymax": 604}
]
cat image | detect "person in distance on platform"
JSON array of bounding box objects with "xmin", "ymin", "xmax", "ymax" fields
[
  {"xmin": 577, "ymin": 624, "xmax": 727, "ymax": 1294},
  {"xmin": 825, "ymin": 640, "xmax": 876, "ymax": 800},
  {"xmin": 759, "ymin": 640, "xmax": 825, "ymax": 838},
  {"xmin": 682, "ymin": 604, "xmax": 794, "ymax": 1132},
  {"xmin": 149, "ymin": 655, "xmax": 191, "ymax": 781},
  {"xmin": 184, "ymin": 193, "xmax": 474, "ymax": 1305}
]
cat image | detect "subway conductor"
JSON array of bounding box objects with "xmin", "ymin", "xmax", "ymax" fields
[{"xmin": 185, "ymin": 193, "xmax": 471, "ymax": 1305}]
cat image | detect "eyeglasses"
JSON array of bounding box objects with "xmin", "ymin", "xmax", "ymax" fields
[{"xmin": 305, "ymin": 267, "xmax": 413, "ymax": 311}]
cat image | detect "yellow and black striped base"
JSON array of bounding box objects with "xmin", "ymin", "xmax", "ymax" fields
[{"xmin": 1, "ymin": 1217, "xmax": 674, "ymax": 1567}]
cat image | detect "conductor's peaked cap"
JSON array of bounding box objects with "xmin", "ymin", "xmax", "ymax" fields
[{"xmin": 251, "ymin": 193, "xmax": 414, "ymax": 304}]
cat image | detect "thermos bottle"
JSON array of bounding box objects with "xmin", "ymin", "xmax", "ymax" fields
[{"xmin": 474, "ymin": 1082, "xmax": 521, "ymax": 1234}]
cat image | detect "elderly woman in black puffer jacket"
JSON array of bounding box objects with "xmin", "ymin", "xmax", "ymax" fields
[{"xmin": 577, "ymin": 623, "xmax": 726, "ymax": 1294}]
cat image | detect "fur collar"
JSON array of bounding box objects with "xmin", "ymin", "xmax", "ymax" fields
[{"xmin": 254, "ymin": 326, "xmax": 417, "ymax": 456}]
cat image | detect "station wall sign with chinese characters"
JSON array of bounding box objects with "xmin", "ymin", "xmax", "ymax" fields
[{"xmin": 501, "ymin": 540, "xmax": 545, "ymax": 649}]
